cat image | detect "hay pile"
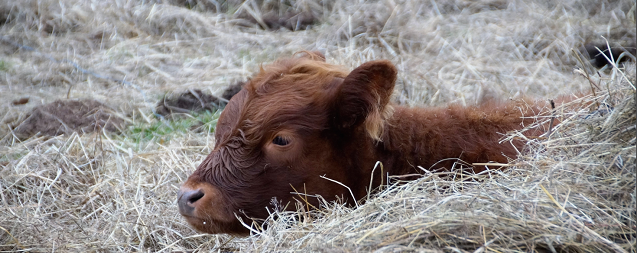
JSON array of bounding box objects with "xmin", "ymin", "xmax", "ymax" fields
[{"xmin": 0, "ymin": 0, "xmax": 634, "ymax": 251}]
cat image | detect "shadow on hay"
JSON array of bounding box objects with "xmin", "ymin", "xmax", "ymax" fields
[{"xmin": 582, "ymin": 42, "xmax": 636, "ymax": 68}]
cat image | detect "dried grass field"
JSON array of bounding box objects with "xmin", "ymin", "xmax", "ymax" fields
[{"xmin": 0, "ymin": 0, "xmax": 635, "ymax": 252}]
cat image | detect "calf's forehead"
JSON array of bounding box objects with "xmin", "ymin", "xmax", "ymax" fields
[
  {"xmin": 215, "ymin": 88, "xmax": 248, "ymax": 143},
  {"xmin": 214, "ymin": 59, "xmax": 347, "ymax": 144}
]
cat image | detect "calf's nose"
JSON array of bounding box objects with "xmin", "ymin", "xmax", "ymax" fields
[{"xmin": 178, "ymin": 188, "xmax": 205, "ymax": 216}]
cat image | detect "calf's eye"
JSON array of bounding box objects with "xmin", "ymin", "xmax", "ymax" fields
[{"xmin": 272, "ymin": 136, "xmax": 290, "ymax": 146}]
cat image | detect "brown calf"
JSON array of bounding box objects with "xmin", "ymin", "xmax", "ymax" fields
[{"xmin": 178, "ymin": 52, "xmax": 551, "ymax": 235}]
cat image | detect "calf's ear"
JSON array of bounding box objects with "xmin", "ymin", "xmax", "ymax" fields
[{"xmin": 330, "ymin": 60, "xmax": 397, "ymax": 140}]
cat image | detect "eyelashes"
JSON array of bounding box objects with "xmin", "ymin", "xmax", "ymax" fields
[{"xmin": 272, "ymin": 136, "xmax": 290, "ymax": 146}]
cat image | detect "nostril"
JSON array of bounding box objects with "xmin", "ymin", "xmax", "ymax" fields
[
  {"xmin": 187, "ymin": 190, "xmax": 204, "ymax": 204},
  {"xmin": 178, "ymin": 189, "xmax": 205, "ymax": 215}
]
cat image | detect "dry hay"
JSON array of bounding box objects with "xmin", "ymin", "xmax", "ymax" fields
[{"xmin": 0, "ymin": 0, "xmax": 635, "ymax": 252}]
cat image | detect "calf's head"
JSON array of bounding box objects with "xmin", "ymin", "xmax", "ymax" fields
[{"xmin": 178, "ymin": 53, "xmax": 397, "ymax": 235}]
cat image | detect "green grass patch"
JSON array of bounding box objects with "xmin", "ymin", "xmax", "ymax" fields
[
  {"xmin": 122, "ymin": 110, "xmax": 221, "ymax": 147},
  {"xmin": 0, "ymin": 59, "xmax": 11, "ymax": 72}
]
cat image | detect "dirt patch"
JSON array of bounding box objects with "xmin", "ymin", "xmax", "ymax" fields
[
  {"xmin": 221, "ymin": 81, "xmax": 245, "ymax": 101},
  {"xmin": 156, "ymin": 82, "xmax": 246, "ymax": 118},
  {"xmin": 156, "ymin": 89, "xmax": 222, "ymax": 117},
  {"xmin": 11, "ymin": 99, "xmax": 125, "ymax": 140},
  {"xmin": 237, "ymin": 11, "xmax": 319, "ymax": 31},
  {"xmin": 165, "ymin": 0, "xmax": 244, "ymax": 13},
  {"xmin": 241, "ymin": 11, "xmax": 317, "ymax": 31}
]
